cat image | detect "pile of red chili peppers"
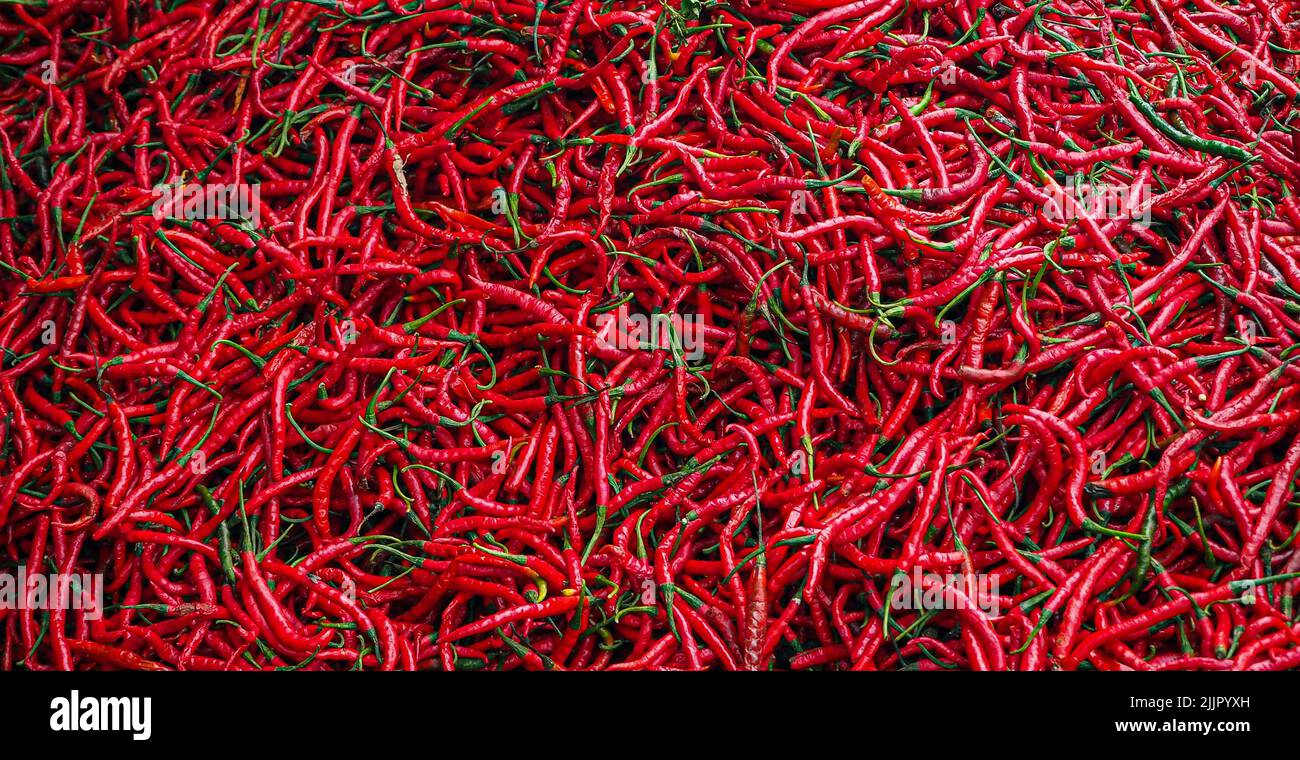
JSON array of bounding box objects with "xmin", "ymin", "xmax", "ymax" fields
[{"xmin": 2, "ymin": 0, "xmax": 1300, "ymax": 671}]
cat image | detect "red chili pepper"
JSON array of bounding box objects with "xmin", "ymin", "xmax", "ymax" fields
[{"xmin": 3, "ymin": 0, "xmax": 1300, "ymax": 673}]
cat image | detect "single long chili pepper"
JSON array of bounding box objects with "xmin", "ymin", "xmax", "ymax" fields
[
  {"xmin": 66, "ymin": 640, "xmax": 172, "ymax": 672},
  {"xmin": 441, "ymin": 595, "xmax": 582, "ymax": 643}
]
